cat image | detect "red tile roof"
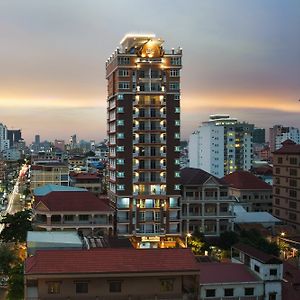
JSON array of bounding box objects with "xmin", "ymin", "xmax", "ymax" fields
[
  {"xmin": 273, "ymin": 139, "xmax": 300, "ymax": 154},
  {"xmin": 25, "ymin": 248, "xmax": 199, "ymax": 275},
  {"xmin": 199, "ymin": 262, "xmax": 260, "ymax": 284},
  {"xmin": 70, "ymin": 172, "xmax": 101, "ymax": 180},
  {"xmin": 222, "ymin": 171, "xmax": 272, "ymax": 190},
  {"xmin": 34, "ymin": 191, "xmax": 112, "ymax": 212},
  {"xmin": 180, "ymin": 167, "xmax": 226, "ymax": 185}
]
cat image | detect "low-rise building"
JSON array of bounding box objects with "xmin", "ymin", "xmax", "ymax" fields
[
  {"xmin": 25, "ymin": 248, "xmax": 199, "ymax": 300},
  {"xmin": 181, "ymin": 167, "xmax": 235, "ymax": 236},
  {"xmin": 231, "ymin": 243, "xmax": 283, "ymax": 300},
  {"xmin": 223, "ymin": 170, "xmax": 273, "ymax": 213},
  {"xmin": 30, "ymin": 161, "xmax": 69, "ymax": 191},
  {"xmin": 199, "ymin": 262, "xmax": 264, "ymax": 300},
  {"xmin": 69, "ymin": 172, "xmax": 102, "ymax": 195},
  {"xmin": 32, "ymin": 189, "xmax": 113, "ymax": 236}
]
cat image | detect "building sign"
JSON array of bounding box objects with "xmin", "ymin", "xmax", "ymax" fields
[{"xmin": 141, "ymin": 236, "xmax": 160, "ymax": 242}]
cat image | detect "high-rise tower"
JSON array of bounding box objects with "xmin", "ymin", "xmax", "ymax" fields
[{"xmin": 106, "ymin": 34, "xmax": 182, "ymax": 248}]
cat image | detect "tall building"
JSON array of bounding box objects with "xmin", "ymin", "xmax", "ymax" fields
[
  {"xmin": 253, "ymin": 127, "xmax": 265, "ymax": 144},
  {"xmin": 106, "ymin": 34, "xmax": 182, "ymax": 248},
  {"xmin": 189, "ymin": 114, "xmax": 254, "ymax": 178},
  {"xmin": 7, "ymin": 129, "xmax": 22, "ymax": 148},
  {"xmin": 273, "ymin": 140, "xmax": 300, "ymax": 230},
  {"xmin": 54, "ymin": 139, "xmax": 65, "ymax": 152},
  {"xmin": 269, "ymin": 125, "xmax": 300, "ymax": 152},
  {"xmin": 0, "ymin": 123, "xmax": 10, "ymax": 152}
]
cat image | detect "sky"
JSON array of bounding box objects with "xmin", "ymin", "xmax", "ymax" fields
[{"xmin": 0, "ymin": 0, "xmax": 299, "ymax": 143}]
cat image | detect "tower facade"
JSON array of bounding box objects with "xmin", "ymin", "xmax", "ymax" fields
[{"xmin": 106, "ymin": 34, "xmax": 182, "ymax": 247}]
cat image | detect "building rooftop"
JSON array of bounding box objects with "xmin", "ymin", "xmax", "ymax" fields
[
  {"xmin": 25, "ymin": 248, "xmax": 199, "ymax": 275},
  {"xmin": 222, "ymin": 171, "xmax": 272, "ymax": 190},
  {"xmin": 199, "ymin": 262, "xmax": 261, "ymax": 284},
  {"xmin": 34, "ymin": 184, "xmax": 87, "ymax": 196},
  {"xmin": 180, "ymin": 167, "xmax": 226, "ymax": 186},
  {"xmin": 233, "ymin": 243, "xmax": 282, "ymax": 264},
  {"xmin": 34, "ymin": 191, "xmax": 113, "ymax": 212},
  {"xmin": 27, "ymin": 231, "xmax": 82, "ymax": 245},
  {"xmin": 70, "ymin": 172, "xmax": 101, "ymax": 180},
  {"xmin": 273, "ymin": 139, "xmax": 300, "ymax": 154}
]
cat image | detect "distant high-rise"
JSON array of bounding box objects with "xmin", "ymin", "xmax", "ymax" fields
[
  {"xmin": 189, "ymin": 115, "xmax": 254, "ymax": 178},
  {"xmin": 35, "ymin": 134, "xmax": 40, "ymax": 145},
  {"xmin": 7, "ymin": 129, "xmax": 22, "ymax": 148},
  {"xmin": 269, "ymin": 125, "xmax": 300, "ymax": 152},
  {"xmin": 0, "ymin": 123, "xmax": 10, "ymax": 152},
  {"xmin": 106, "ymin": 34, "xmax": 182, "ymax": 247}
]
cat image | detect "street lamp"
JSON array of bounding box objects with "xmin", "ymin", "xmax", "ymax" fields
[{"xmin": 185, "ymin": 233, "xmax": 191, "ymax": 248}]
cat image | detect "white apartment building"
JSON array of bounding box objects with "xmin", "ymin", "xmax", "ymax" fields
[
  {"xmin": 0, "ymin": 123, "xmax": 10, "ymax": 152},
  {"xmin": 189, "ymin": 115, "xmax": 254, "ymax": 178},
  {"xmin": 270, "ymin": 125, "xmax": 300, "ymax": 152}
]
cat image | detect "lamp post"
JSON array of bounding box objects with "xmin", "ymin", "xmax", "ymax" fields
[{"xmin": 185, "ymin": 233, "xmax": 191, "ymax": 248}]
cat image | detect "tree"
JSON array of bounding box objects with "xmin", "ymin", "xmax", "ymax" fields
[
  {"xmin": 218, "ymin": 231, "xmax": 239, "ymax": 250},
  {"xmin": 6, "ymin": 263, "xmax": 24, "ymax": 300},
  {"xmin": 0, "ymin": 244, "xmax": 18, "ymax": 275},
  {"xmin": 0, "ymin": 210, "xmax": 32, "ymax": 243}
]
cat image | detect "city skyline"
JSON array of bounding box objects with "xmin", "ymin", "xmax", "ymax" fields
[{"xmin": 0, "ymin": 0, "xmax": 300, "ymax": 143}]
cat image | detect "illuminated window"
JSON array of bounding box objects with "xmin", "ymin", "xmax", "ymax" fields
[
  {"xmin": 117, "ymin": 107, "xmax": 124, "ymax": 113},
  {"xmin": 48, "ymin": 282, "xmax": 60, "ymax": 294},
  {"xmin": 160, "ymin": 279, "xmax": 174, "ymax": 292}
]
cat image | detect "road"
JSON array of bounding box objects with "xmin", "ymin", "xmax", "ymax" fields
[{"xmin": 0, "ymin": 165, "xmax": 27, "ymax": 232}]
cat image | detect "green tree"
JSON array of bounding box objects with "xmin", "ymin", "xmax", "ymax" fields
[
  {"xmin": 218, "ymin": 231, "xmax": 239, "ymax": 250},
  {"xmin": 0, "ymin": 210, "xmax": 32, "ymax": 243},
  {"xmin": 6, "ymin": 263, "xmax": 24, "ymax": 300},
  {"xmin": 0, "ymin": 244, "xmax": 18, "ymax": 275}
]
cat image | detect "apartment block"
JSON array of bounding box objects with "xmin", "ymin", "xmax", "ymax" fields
[
  {"xmin": 181, "ymin": 167, "xmax": 234, "ymax": 236},
  {"xmin": 270, "ymin": 125, "xmax": 300, "ymax": 152},
  {"xmin": 273, "ymin": 139, "xmax": 300, "ymax": 230},
  {"xmin": 189, "ymin": 114, "xmax": 254, "ymax": 178},
  {"xmin": 106, "ymin": 34, "xmax": 182, "ymax": 247}
]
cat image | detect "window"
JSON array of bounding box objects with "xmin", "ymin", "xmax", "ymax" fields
[
  {"xmin": 174, "ymin": 133, "xmax": 180, "ymax": 139},
  {"xmin": 290, "ymin": 168, "xmax": 297, "ymax": 176},
  {"xmin": 117, "ymin": 133, "xmax": 124, "ymax": 139},
  {"xmin": 175, "ymin": 107, "xmax": 180, "ymax": 113},
  {"xmin": 109, "ymin": 281, "xmax": 122, "ymax": 292},
  {"xmin": 245, "ymin": 288, "xmax": 254, "ymax": 296},
  {"xmin": 277, "ymin": 157, "xmax": 283, "ymax": 164},
  {"xmin": 64, "ymin": 215, "xmax": 74, "ymax": 221},
  {"xmin": 275, "ymin": 167, "xmax": 280, "ymax": 174},
  {"xmin": 175, "ymin": 120, "xmax": 180, "ymax": 126},
  {"xmin": 118, "ymin": 82, "xmax": 130, "ymax": 89},
  {"xmin": 75, "ymin": 282, "xmax": 88, "ymax": 294},
  {"xmin": 117, "ymin": 120, "xmax": 124, "ymax": 126},
  {"xmin": 117, "ymin": 94, "xmax": 124, "ymax": 100},
  {"xmin": 160, "ymin": 279, "xmax": 174, "ymax": 292},
  {"xmin": 48, "ymin": 281, "xmax": 60, "ymax": 294},
  {"xmin": 174, "ymin": 94, "xmax": 180, "ymax": 100},
  {"xmin": 270, "ymin": 268, "xmax": 277, "ymax": 276},
  {"xmin": 170, "ymin": 57, "xmax": 181, "ymax": 65},
  {"xmin": 117, "ymin": 184, "xmax": 125, "ymax": 191},
  {"xmin": 170, "ymin": 69, "xmax": 180, "ymax": 77},
  {"xmin": 224, "ymin": 288, "xmax": 234, "ymax": 297},
  {"xmin": 175, "ymin": 159, "xmax": 180, "ymax": 165},
  {"xmin": 175, "ymin": 146, "xmax": 180, "ymax": 152},
  {"xmin": 117, "ymin": 159, "xmax": 124, "ymax": 165},
  {"xmin": 206, "ymin": 289, "xmax": 216, "ymax": 297},
  {"xmin": 118, "ymin": 57, "xmax": 130, "ymax": 65},
  {"xmin": 117, "ymin": 146, "xmax": 124, "ymax": 152},
  {"xmin": 169, "ymin": 82, "xmax": 180, "ymax": 90},
  {"xmin": 289, "ymin": 213, "xmax": 297, "ymax": 221},
  {"xmin": 275, "ymin": 188, "xmax": 280, "ymax": 195},
  {"xmin": 290, "ymin": 157, "xmax": 297, "ymax": 165},
  {"xmin": 79, "ymin": 215, "xmax": 89, "ymax": 221},
  {"xmin": 289, "ymin": 190, "xmax": 297, "ymax": 198},
  {"xmin": 175, "ymin": 171, "xmax": 180, "ymax": 178},
  {"xmin": 174, "ymin": 184, "xmax": 181, "ymax": 190},
  {"xmin": 117, "ymin": 172, "xmax": 125, "ymax": 178},
  {"xmin": 117, "ymin": 107, "xmax": 124, "ymax": 113},
  {"xmin": 275, "ymin": 198, "xmax": 280, "ymax": 205},
  {"xmin": 118, "ymin": 69, "xmax": 129, "ymax": 77},
  {"xmin": 290, "ymin": 179, "xmax": 297, "ymax": 187},
  {"xmin": 289, "ymin": 201, "xmax": 297, "ymax": 209},
  {"xmin": 254, "ymin": 265, "xmax": 260, "ymax": 273}
]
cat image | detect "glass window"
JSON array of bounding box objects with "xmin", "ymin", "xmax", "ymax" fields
[
  {"xmin": 117, "ymin": 94, "xmax": 124, "ymax": 100},
  {"xmin": 109, "ymin": 281, "xmax": 122, "ymax": 293},
  {"xmin": 160, "ymin": 279, "xmax": 174, "ymax": 292},
  {"xmin": 117, "ymin": 185, "xmax": 125, "ymax": 191},
  {"xmin": 245, "ymin": 288, "xmax": 254, "ymax": 296},
  {"xmin": 117, "ymin": 120, "xmax": 124, "ymax": 126},
  {"xmin": 174, "ymin": 94, "xmax": 180, "ymax": 100},
  {"xmin": 117, "ymin": 133, "xmax": 124, "ymax": 139},
  {"xmin": 224, "ymin": 288, "xmax": 234, "ymax": 297},
  {"xmin": 206, "ymin": 289, "xmax": 216, "ymax": 297},
  {"xmin": 48, "ymin": 281, "xmax": 60, "ymax": 294},
  {"xmin": 117, "ymin": 172, "xmax": 125, "ymax": 178},
  {"xmin": 117, "ymin": 146, "xmax": 124, "ymax": 152},
  {"xmin": 270, "ymin": 269, "xmax": 277, "ymax": 276},
  {"xmin": 175, "ymin": 107, "xmax": 180, "ymax": 113},
  {"xmin": 117, "ymin": 159, "xmax": 124, "ymax": 165},
  {"xmin": 117, "ymin": 107, "xmax": 124, "ymax": 113},
  {"xmin": 118, "ymin": 69, "xmax": 129, "ymax": 77},
  {"xmin": 75, "ymin": 282, "xmax": 88, "ymax": 294},
  {"xmin": 118, "ymin": 82, "xmax": 130, "ymax": 89}
]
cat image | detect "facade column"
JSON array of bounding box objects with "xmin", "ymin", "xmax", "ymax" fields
[{"xmin": 216, "ymin": 219, "xmax": 220, "ymax": 236}]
